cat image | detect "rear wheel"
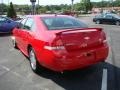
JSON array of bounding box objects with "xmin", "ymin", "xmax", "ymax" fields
[
  {"xmin": 29, "ymin": 48, "xmax": 40, "ymax": 73},
  {"xmin": 12, "ymin": 38, "xmax": 18, "ymax": 49}
]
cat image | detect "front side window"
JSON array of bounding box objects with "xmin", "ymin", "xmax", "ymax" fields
[
  {"xmin": 105, "ymin": 15, "xmax": 113, "ymax": 19},
  {"xmin": 42, "ymin": 17, "xmax": 88, "ymax": 30}
]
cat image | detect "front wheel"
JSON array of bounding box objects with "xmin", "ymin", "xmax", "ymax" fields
[
  {"xmin": 29, "ymin": 48, "xmax": 40, "ymax": 73},
  {"xmin": 115, "ymin": 21, "xmax": 120, "ymax": 26},
  {"xmin": 95, "ymin": 20, "xmax": 101, "ymax": 24}
]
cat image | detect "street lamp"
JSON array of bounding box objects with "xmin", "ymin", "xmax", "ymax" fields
[
  {"xmin": 30, "ymin": 0, "xmax": 36, "ymax": 15},
  {"xmin": 101, "ymin": 0, "xmax": 104, "ymax": 13}
]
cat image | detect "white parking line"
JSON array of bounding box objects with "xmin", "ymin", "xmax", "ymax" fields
[
  {"xmin": 101, "ymin": 69, "xmax": 108, "ymax": 90},
  {"xmin": 0, "ymin": 65, "xmax": 10, "ymax": 71}
]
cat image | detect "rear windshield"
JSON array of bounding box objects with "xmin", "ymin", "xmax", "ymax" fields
[{"xmin": 41, "ymin": 17, "xmax": 88, "ymax": 30}]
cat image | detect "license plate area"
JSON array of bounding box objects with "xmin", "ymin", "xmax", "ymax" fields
[{"xmin": 83, "ymin": 51, "xmax": 95, "ymax": 60}]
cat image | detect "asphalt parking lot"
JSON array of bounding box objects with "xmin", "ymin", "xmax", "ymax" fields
[{"xmin": 0, "ymin": 15, "xmax": 120, "ymax": 90}]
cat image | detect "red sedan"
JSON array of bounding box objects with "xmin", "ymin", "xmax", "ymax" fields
[{"xmin": 12, "ymin": 15, "xmax": 109, "ymax": 73}]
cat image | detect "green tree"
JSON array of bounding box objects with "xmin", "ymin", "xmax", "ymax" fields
[
  {"xmin": 0, "ymin": 4, "xmax": 8, "ymax": 15},
  {"xmin": 7, "ymin": 2, "xmax": 17, "ymax": 18},
  {"xmin": 74, "ymin": 3, "xmax": 84, "ymax": 11},
  {"xmin": 39, "ymin": 6, "xmax": 47, "ymax": 13},
  {"xmin": 81, "ymin": 0, "xmax": 93, "ymax": 13}
]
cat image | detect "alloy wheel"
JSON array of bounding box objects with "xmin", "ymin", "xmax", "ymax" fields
[
  {"xmin": 96, "ymin": 20, "xmax": 100, "ymax": 24},
  {"xmin": 29, "ymin": 49, "xmax": 37, "ymax": 71}
]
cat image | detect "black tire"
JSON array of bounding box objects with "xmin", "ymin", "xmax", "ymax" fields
[
  {"xmin": 12, "ymin": 38, "xmax": 18, "ymax": 49},
  {"xmin": 29, "ymin": 48, "xmax": 40, "ymax": 73},
  {"xmin": 115, "ymin": 21, "xmax": 120, "ymax": 26}
]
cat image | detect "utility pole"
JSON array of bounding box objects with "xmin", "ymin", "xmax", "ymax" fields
[
  {"xmin": 101, "ymin": 0, "xmax": 104, "ymax": 13},
  {"xmin": 37, "ymin": 0, "xmax": 39, "ymax": 14},
  {"xmin": 38, "ymin": 0, "xmax": 39, "ymax": 6},
  {"xmin": 71, "ymin": 0, "xmax": 74, "ymax": 11},
  {"xmin": 8, "ymin": 0, "xmax": 9, "ymax": 5},
  {"xmin": 110, "ymin": 0, "xmax": 114, "ymax": 10}
]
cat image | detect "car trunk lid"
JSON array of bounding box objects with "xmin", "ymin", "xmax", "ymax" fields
[{"xmin": 55, "ymin": 28, "xmax": 104, "ymax": 52}]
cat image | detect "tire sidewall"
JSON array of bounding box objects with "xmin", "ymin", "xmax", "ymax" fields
[
  {"xmin": 12, "ymin": 38, "xmax": 18, "ymax": 49},
  {"xmin": 29, "ymin": 48, "xmax": 39, "ymax": 73}
]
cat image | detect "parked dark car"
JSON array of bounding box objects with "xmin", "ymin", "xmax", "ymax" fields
[
  {"xmin": 93, "ymin": 13, "xmax": 120, "ymax": 25},
  {"xmin": 0, "ymin": 16, "xmax": 18, "ymax": 33}
]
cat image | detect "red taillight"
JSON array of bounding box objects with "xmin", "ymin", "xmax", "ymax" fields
[
  {"xmin": 101, "ymin": 31, "xmax": 106, "ymax": 40},
  {"xmin": 55, "ymin": 39, "xmax": 63, "ymax": 46},
  {"xmin": 44, "ymin": 46, "xmax": 65, "ymax": 50},
  {"xmin": 44, "ymin": 40, "xmax": 65, "ymax": 50},
  {"xmin": 101, "ymin": 31, "xmax": 107, "ymax": 44}
]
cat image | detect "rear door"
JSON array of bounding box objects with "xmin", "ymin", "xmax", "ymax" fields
[
  {"xmin": 104, "ymin": 15, "xmax": 115, "ymax": 24},
  {"xmin": 20, "ymin": 17, "xmax": 35, "ymax": 54},
  {"xmin": 14, "ymin": 18, "xmax": 27, "ymax": 49}
]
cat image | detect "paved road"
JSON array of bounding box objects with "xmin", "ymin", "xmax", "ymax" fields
[{"xmin": 0, "ymin": 16, "xmax": 120, "ymax": 90}]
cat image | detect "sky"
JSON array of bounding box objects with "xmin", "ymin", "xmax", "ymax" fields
[{"xmin": 1, "ymin": 0, "xmax": 109, "ymax": 5}]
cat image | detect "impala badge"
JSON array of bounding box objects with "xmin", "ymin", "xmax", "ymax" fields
[{"xmin": 80, "ymin": 43, "xmax": 87, "ymax": 48}]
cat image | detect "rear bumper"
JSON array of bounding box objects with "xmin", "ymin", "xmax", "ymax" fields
[{"xmin": 37, "ymin": 45, "xmax": 109, "ymax": 72}]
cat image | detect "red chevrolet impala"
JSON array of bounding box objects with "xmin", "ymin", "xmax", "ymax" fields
[{"xmin": 12, "ymin": 15, "xmax": 109, "ymax": 73}]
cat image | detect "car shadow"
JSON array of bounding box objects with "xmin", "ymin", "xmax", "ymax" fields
[
  {"xmin": 36, "ymin": 62, "xmax": 120, "ymax": 90},
  {"xmin": 0, "ymin": 33, "xmax": 11, "ymax": 37}
]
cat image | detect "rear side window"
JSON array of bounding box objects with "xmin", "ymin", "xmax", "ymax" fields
[
  {"xmin": 24, "ymin": 18, "xmax": 34, "ymax": 30},
  {"xmin": 105, "ymin": 15, "xmax": 113, "ymax": 19},
  {"xmin": 20, "ymin": 18, "xmax": 27, "ymax": 29},
  {"xmin": 95, "ymin": 15, "xmax": 103, "ymax": 18},
  {"xmin": 42, "ymin": 17, "xmax": 88, "ymax": 30}
]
